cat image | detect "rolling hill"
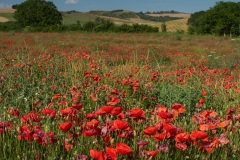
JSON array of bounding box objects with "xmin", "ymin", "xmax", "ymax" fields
[{"xmin": 0, "ymin": 8, "xmax": 190, "ymax": 32}]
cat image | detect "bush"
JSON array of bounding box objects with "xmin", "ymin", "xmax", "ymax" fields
[
  {"xmin": 161, "ymin": 23, "xmax": 167, "ymax": 32},
  {"xmin": 0, "ymin": 17, "xmax": 159, "ymax": 33},
  {"xmin": 176, "ymin": 34, "xmax": 182, "ymax": 41},
  {"xmin": 0, "ymin": 21, "xmax": 23, "ymax": 31}
]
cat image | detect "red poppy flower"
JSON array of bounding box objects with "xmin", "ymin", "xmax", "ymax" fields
[
  {"xmin": 90, "ymin": 149, "xmax": 105, "ymax": 160},
  {"xmin": 129, "ymin": 108, "xmax": 145, "ymax": 119},
  {"xmin": 59, "ymin": 122, "xmax": 72, "ymax": 132},
  {"xmin": 92, "ymin": 75, "xmax": 101, "ymax": 82},
  {"xmin": 90, "ymin": 94, "xmax": 97, "ymax": 101},
  {"xmin": 172, "ymin": 103, "xmax": 186, "ymax": 118},
  {"xmin": 199, "ymin": 98, "xmax": 205, "ymax": 104},
  {"xmin": 201, "ymin": 110, "xmax": 218, "ymax": 118},
  {"xmin": 117, "ymin": 113, "xmax": 125, "ymax": 120},
  {"xmin": 154, "ymin": 133, "xmax": 165, "ymax": 142},
  {"xmin": 18, "ymin": 125, "xmax": 34, "ymax": 141},
  {"xmin": 117, "ymin": 130, "xmax": 134, "ymax": 139},
  {"xmin": 52, "ymin": 94, "xmax": 61, "ymax": 100},
  {"xmin": 64, "ymin": 140, "xmax": 73, "ymax": 152},
  {"xmin": 83, "ymin": 128, "xmax": 101, "ymax": 136},
  {"xmin": 217, "ymin": 120, "xmax": 230, "ymax": 128},
  {"xmin": 172, "ymin": 103, "xmax": 186, "ymax": 113},
  {"xmin": 175, "ymin": 133, "xmax": 190, "ymax": 143},
  {"xmin": 143, "ymin": 126, "xmax": 158, "ymax": 136},
  {"xmin": 198, "ymin": 123, "xmax": 216, "ymax": 131},
  {"xmin": 143, "ymin": 150, "xmax": 159, "ymax": 158},
  {"xmin": 157, "ymin": 105, "xmax": 168, "ymax": 113},
  {"xmin": 58, "ymin": 101, "xmax": 68, "ymax": 107},
  {"xmin": 71, "ymin": 104, "xmax": 83, "ymax": 110},
  {"xmin": 90, "ymin": 149, "xmax": 100, "ymax": 159},
  {"xmin": 116, "ymin": 143, "xmax": 133, "ymax": 155},
  {"xmin": 21, "ymin": 111, "xmax": 41, "ymax": 123},
  {"xmin": 155, "ymin": 122, "xmax": 163, "ymax": 131},
  {"xmin": 131, "ymin": 80, "xmax": 140, "ymax": 91},
  {"xmin": 107, "ymin": 97, "xmax": 121, "ymax": 106},
  {"xmin": 113, "ymin": 120, "xmax": 129, "ymax": 130},
  {"xmin": 59, "ymin": 107, "xmax": 76, "ymax": 116},
  {"xmin": 8, "ymin": 107, "xmax": 20, "ymax": 118},
  {"xmin": 86, "ymin": 119, "xmax": 100, "ymax": 129},
  {"xmin": 42, "ymin": 108, "xmax": 56, "ymax": 117},
  {"xmin": 158, "ymin": 111, "xmax": 173, "ymax": 119},
  {"xmin": 97, "ymin": 106, "xmax": 113, "ymax": 115},
  {"xmin": 191, "ymin": 130, "xmax": 208, "ymax": 140},
  {"xmin": 157, "ymin": 106, "xmax": 173, "ymax": 119},
  {"xmin": 106, "ymin": 147, "xmax": 117, "ymax": 160},
  {"xmin": 86, "ymin": 113, "xmax": 98, "ymax": 120},
  {"xmin": 48, "ymin": 132, "xmax": 56, "ymax": 144},
  {"xmin": 202, "ymin": 91, "xmax": 208, "ymax": 96},
  {"xmin": 103, "ymin": 136, "xmax": 112, "ymax": 144},
  {"xmin": 175, "ymin": 142, "xmax": 187, "ymax": 151},
  {"xmin": 163, "ymin": 123, "xmax": 177, "ymax": 136},
  {"xmin": 110, "ymin": 107, "xmax": 123, "ymax": 115},
  {"xmin": 0, "ymin": 122, "xmax": 13, "ymax": 133},
  {"xmin": 110, "ymin": 89, "xmax": 119, "ymax": 95}
]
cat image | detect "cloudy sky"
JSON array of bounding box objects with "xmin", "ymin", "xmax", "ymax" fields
[{"xmin": 0, "ymin": 0, "xmax": 239, "ymax": 13}]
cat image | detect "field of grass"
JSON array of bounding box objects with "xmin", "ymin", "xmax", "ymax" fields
[
  {"xmin": 0, "ymin": 32, "xmax": 239, "ymax": 159},
  {"xmin": 165, "ymin": 19, "xmax": 188, "ymax": 32},
  {"xmin": 62, "ymin": 12, "xmax": 98, "ymax": 25},
  {"xmin": 0, "ymin": 33, "xmax": 240, "ymax": 160},
  {"xmin": 0, "ymin": 13, "xmax": 15, "ymax": 21}
]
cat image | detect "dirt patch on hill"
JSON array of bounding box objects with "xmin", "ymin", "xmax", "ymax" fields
[
  {"xmin": 0, "ymin": 8, "xmax": 16, "ymax": 13},
  {"xmin": 0, "ymin": 16, "xmax": 9, "ymax": 22},
  {"xmin": 146, "ymin": 13, "xmax": 191, "ymax": 18}
]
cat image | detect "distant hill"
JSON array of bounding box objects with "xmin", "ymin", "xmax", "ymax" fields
[
  {"xmin": 0, "ymin": 8, "xmax": 16, "ymax": 22},
  {"xmin": 0, "ymin": 8, "xmax": 16, "ymax": 13},
  {"xmin": 146, "ymin": 13, "xmax": 190, "ymax": 18},
  {"xmin": 0, "ymin": 8, "xmax": 190, "ymax": 32},
  {"xmin": 88, "ymin": 10, "xmax": 139, "ymax": 19}
]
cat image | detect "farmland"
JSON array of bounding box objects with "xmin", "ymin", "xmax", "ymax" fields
[
  {"xmin": 0, "ymin": 32, "xmax": 239, "ymax": 159},
  {"xmin": 0, "ymin": 8, "xmax": 189, "ymax": 32}
]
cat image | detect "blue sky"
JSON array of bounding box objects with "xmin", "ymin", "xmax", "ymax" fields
[{"xmin": 0, "ymin": 0, "xmax": 239, "ymax": 13}]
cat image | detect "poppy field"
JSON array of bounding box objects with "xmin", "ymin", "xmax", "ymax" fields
[{"xmin": 0, "ymin": 32, "xmax": 239, "ymax": 160}]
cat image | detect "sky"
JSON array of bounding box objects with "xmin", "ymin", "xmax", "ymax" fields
[{"xmin": 0, "ymin": 0, "xmax": 239, "ymax": 13}]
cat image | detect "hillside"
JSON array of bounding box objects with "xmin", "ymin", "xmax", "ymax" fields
[
  {"xmin": 146, "ymin": 13, "xmax": 190, "ymax": 18},
  {"xmin": 0, "ymin": 8, "xmax": 16, "ymax": 13},
  {"xmin": 0, "ymin": 8, "xmax": 16, "ymax": 22},
  {"xmin": 88, "ymin": 10, "xmax": 139, "ymax": 19},
  {"xmin": 0, "ymin": 8, "xmax": 189, "ymax": 32}
]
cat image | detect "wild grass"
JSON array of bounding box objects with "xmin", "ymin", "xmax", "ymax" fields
[{"xmin": 0, "ymin": 32, "xmax": 239, "ymax": 160}]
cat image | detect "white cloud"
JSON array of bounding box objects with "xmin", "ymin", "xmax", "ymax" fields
[{"xmin": 65, "ymin": 0, "xmax": 79, "ymax": 4}]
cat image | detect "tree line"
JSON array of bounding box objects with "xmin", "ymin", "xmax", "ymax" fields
[
  {"xmin": 188, "ymin": 1, "xmax": 240, "ymax": 36},
  {"xmin": 0, "ymin": 18, "xmax": 159, "ymax": 33}
]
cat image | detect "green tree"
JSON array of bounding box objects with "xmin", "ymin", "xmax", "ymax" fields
[
  {"xmin": 188, "ymin": 2, "xmax": 240, "ymax": 36},
  {"xmin": 13, "ymin": 0, "xmax": 62, "ymax": 27},
  {"xmin": 161, "ymin": 22, "xmax": 167, "ymax": 32},
  {"xmin": 94, "ymin": 17, "xmax": 115, "ymax": 32},
  {"xmin": 82, "ymin": 21, "xmax": 96, "ymax": 32},
  {"xmin": 187, "ymin": 11, "xmax": 206, "ymax": 34}
]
